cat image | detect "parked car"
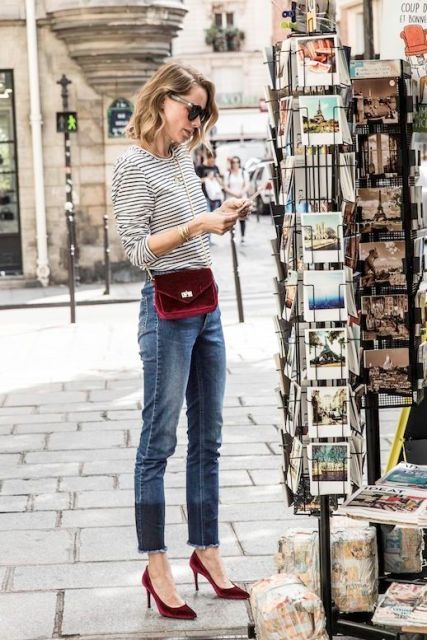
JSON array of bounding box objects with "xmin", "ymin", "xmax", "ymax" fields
[{"xmin": 247, "ymin": 160, "xmax": 274, "ymax": 216}]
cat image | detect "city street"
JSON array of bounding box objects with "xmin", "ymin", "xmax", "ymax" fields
[{"xmin": 0, "ymin": 216, "xmax": 398, "ymax": 639}]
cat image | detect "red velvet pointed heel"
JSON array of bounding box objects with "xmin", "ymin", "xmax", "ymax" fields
[
  {"xmin": 189, "ymin": 550, "xmax": 250, "ymax": 600},
  {"xmin": 142, "ymin": 568, "xmax": 197, "ymax": 619}
]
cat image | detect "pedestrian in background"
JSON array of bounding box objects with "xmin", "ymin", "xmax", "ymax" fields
[
  {"xmin": 223, "ymin": 156, "xmax": 250, "ymax": 243},
  {"xmin": 112, "ymin": 62, "xmax": 251, "ymax": 622},
  {"xmin": 195, "ymin": 150, "xmax": 222, "ymax": 211}
]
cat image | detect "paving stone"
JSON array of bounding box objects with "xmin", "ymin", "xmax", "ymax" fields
[
  {"xmin": 0, "ymin": 529, "xmax": 73, "ymax": 564},
  {"xmin": 0, "ymin": 425, "xmax": 12, "ymax": 435},
  {"xmin": 0, "ymin": 433, "xmax": 46, "ymax": 453},
  {"xmin": 1, "ymin": 478, "xmax": 58, "ymax": 495},
  {"xmin": 0, "ymin": 462, "xmax": 80, "ymax": 480},
  {"xmin": 83, "ymin": 459, "xmax": 133, "ymax": 475},
  {"xmin": 88, "ymin": 389, "xmax": 141, "ymax": 402},
  {"xmin": 0, "ymin": 407, "xmax": 36, "ymax": 417},
  {"xmin": 0, "ymin": 453, "xmax": 28, "ymax": 467},
  {"xmin": 79, "ymin": 419, "xmax": 140, "ymax": 431},
  {"xmin": 47, "ymin": 430, "xmax": 125, "ymax": 451},
  {"xmin": 39, "ymin": 401, "xmax": 136, "ymax": 414},
  {"xmin": 249, "ymin": 468, "xmax": 282, "ymax": 485},
  {"xmin": 220, "ymin": 484, "xmax": 283, "ymax": 504},
  {"xmin": 76, "ymin": 489, "xmax": 134, "ymax": 509},
  {"xmin": 106, "ymin": 379, "xmax": 141, "ymax": 390},
  {"xmin": 0, "ymin": 592, "xmax": 57, "ymax": 640},
  {"xmin": 67, "ymin": 411, "xmax": 104, "ymax": 422},
  {"xmin": 4, "ymin": 391, "xmax": 86, "ymax": 406},
  {"xmin": 0, "ymin": 511, "xmax": 57, "ymax": 530},
  {"xmin": 106, "ymin": 409, "xmax": 141, "ymax": 420},
  {"xmin": 25, "ymin": 448, "xmax": 133, "ymax": 464},
  {"xmin": 59, "ymin": 475, "xmax": 115, "ymax": 492},
  {"xmin": 221, "ymin": 426, "xmax": 278, "ymax": 443},
  {"xmin": 218, "ymin": 501, "xmax": 287, "ymax": 522},
  {"xmin": 217, "ymin": 455, "xmax": 281, "ymax": 471},
  {"xmin": 0, "ymin": 495, "xmax": 28, "ymax": 512},
  {"xmin": 14, "ymin": 421, "xmax": 78, "ymax": 434},
  {"xmin": 78, "ymin": 522, "xmax": 240, "ymax": 562},
  {"xmin": 64, "ymin": 380, "xmax": 106, "ymax": 390},
  {"xmin": 33, "ymin": 492, "xmax": 72, "ymax": 511},
  {"xmin": 0, "ymin": 413, "xmax": 64, "ymax": 425},
  {"xmin": 61, "ymin": 584, "xmax": 248, "ymax": 636},
  {"xmin": 61, "ymin": 505, "xmax": 183, "ymax": 529},
  {"xmin": 233, "ymin": 519, "xmax": 299, "ymax": 555}
]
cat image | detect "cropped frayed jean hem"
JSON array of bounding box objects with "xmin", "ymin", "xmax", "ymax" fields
[
  {"xmin": 138, "ymin": 547, "xmax": 168, "ymax": 555},
  {"xmin": 188, "ymin": 542, "xmax": 220, "ymax": 550}
]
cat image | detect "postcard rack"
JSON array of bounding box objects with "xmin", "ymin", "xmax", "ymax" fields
[{"xmin": 248, "ymin": 36, "xmax": 427, "ymax": 640}]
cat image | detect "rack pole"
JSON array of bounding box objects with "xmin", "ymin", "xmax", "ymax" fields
[
  {"xmin": 365, "ymin": 392, "xmax": 381, "ymax": 485},
  {"xmin": 319, "ymin": 495, "xmax": 334, "ymax": 638}
]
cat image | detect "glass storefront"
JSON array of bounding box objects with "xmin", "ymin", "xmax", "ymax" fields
[{"xmin": 0, "ymin": 70, "xmax": 21, "ymax": 274}]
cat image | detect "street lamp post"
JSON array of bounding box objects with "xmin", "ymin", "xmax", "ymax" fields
[{"xmin": 57, "ymin": 74, "xmax": 78, "ymax": 323}]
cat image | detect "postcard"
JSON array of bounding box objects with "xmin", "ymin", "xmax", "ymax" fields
[
  {"xmin": 358, "ymin": 133, "xmax": 401, "ymax": 179},
  {"xmin": 361, "ymin": 294, "xmax": 409, "ymax": 340},
  {"xmin": 301, "ymin": 212, "xmax": 344, "ymax": 264},
  {"xmin": 303, "ymin": 269, "xmax": 347, "ymax": 322},
  {"xmin": 308, "ymin": 442, "xmax": 351, "ymax": 496},
  {"xmin": 295, "ymin": 35, "xmax": 338, "ymax": 87},
  {"xmin": 280, "ymin": 213, "xmax": 295, "ymax": 264},
  {"xmin": 360, "ymin": 241, "xmax": 406, "ymax": 288},
  {"xmin": 305, "ymin": 328, "xmax": 348, "ymax": 380},
  {"xmin": 363, "ymin": 347, "xmax": 411, "ymax": 394},
  {"xmin": 357, "ymin": 187, "xmax": 402, "ymax": 232},
  {"xmin": 344, "ymin": 234, "xmax": 360, "ymax": 272},
  {"xmin": 342, "ymin": 200, "xmax": 356, "ymax": 227},
  {"xmin": 278, "ymin": 96, "xmax": 293, "ymax": 148},
  {"xmin": 299, "ymin": 95, "xmax": 343, "ymax": 145},
  {"xmin": 287, "ymin": 437, "xmax": 303, "ymax": 493},
  {"xmin": 307, "ymin": 386, "xmax": 350, "ymax": 438},
  {"xmin": 283, "ymin": 270, "xmax": 298, "ymax": 322},
  {"xmin": 353, "ymin": 77, "xmax": 399, "ymax": 125},
  {"xmin": 293, "ymin": 154, "xmax": 333, "ymax": 212}
]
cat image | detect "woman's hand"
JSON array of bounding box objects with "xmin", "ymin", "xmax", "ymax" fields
[
  {"xmin": 220, "ymin": 197, "xmax": 253, "ymax": 219},
  {"xmin": 198, "ymin": 211, "xmax": 238, "ymax": 235}
]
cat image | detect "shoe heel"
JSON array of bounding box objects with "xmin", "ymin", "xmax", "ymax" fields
[
  {"xmin": 145, "ymin": 587, "xmax": 151, "ymax": 609},
  {"xmin": 193, "ymin": 569, "xmax": 199, "ymax": 591}
]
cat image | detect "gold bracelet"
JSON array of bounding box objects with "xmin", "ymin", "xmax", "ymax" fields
[{"xmin": 178, "ymin": 224, "xmax": 190, "ymax": 244}]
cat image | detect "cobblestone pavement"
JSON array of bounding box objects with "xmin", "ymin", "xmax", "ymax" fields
[{"xmin": 0, "ymin": 217, "xmax": 398, "ymax": 639}]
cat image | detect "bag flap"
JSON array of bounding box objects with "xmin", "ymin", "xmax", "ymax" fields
[{"xmin": 155, "ymin": 269, "xmax": 214, "ymax": 305}]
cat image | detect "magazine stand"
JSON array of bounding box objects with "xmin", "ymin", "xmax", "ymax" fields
[{"xmin": 248, "ymin": 39, "xmax": 427, "ymax": 640}]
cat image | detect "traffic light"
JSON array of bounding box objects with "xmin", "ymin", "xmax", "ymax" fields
[{"xmin": 56, "ymin": 112, "xmax": 78, "ymax": 133}]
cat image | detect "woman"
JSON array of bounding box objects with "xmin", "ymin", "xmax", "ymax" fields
[
  {"xmin": 223, "ymin": 156, "xmax": 250, "ymax": 243},
  {"xmin": 111, "ymin": 63, "xmax": 251, "ymax": 621}
]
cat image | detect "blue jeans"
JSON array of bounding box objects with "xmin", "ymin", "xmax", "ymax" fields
[{"xmin": 135, "ymin": 279, "xmax": 226, "ymax": 554}]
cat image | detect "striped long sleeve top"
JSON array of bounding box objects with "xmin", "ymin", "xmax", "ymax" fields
[{"xmin": 111, "ymin": 144, "xmax": 211, "ymax": 273}]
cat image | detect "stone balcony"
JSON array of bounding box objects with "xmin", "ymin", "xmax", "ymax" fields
[{"xmin": 43, "ymin": 0, "xmax": 187, "ymax": 96}]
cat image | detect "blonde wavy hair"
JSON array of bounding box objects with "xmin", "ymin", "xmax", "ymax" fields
[{"xmin": 126, "ymin": 63, "xmax": 218, "ymax": 151}]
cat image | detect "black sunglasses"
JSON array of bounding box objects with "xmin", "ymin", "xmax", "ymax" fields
[{"xmin": 170, "ymin": 94, "xmax": 208, "ymax": 123}]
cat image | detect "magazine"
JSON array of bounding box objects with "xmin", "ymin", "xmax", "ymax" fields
[
  {"xmin": 378, "ymin": 462, "xmax": 427, "ymax": 489},
  {"xmin": 339, "ymin": 485, "xmax": 427, "ymax": 527},
  {"xmin": 372, "ymin": 582, "xmax": 426, "ymax": 627}
]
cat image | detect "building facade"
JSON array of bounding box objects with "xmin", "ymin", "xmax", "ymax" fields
[
  {"xmin": 0, "ymin": 0, "xmax": 186, "ymax": 284},
  {"xmin": 171, "ymin": 0, "xmax": 272, "ymax": 169}
]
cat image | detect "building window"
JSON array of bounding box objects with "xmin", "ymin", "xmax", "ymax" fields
[
  {"xmin": 0, "ymin": 70, "xmax": 21, "ymax": 274},
  {"xmin": 214, "ymin": 11, "xmax": 234, "ymax": 28},
  {"xmin": 226, "ymin": 12, "xmax": 234, "ymax": 27}
]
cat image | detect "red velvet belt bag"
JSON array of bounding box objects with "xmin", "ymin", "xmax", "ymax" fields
[{"xmin": 153, "ymin": 267, "xmax": 218, "ymax": 320}]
